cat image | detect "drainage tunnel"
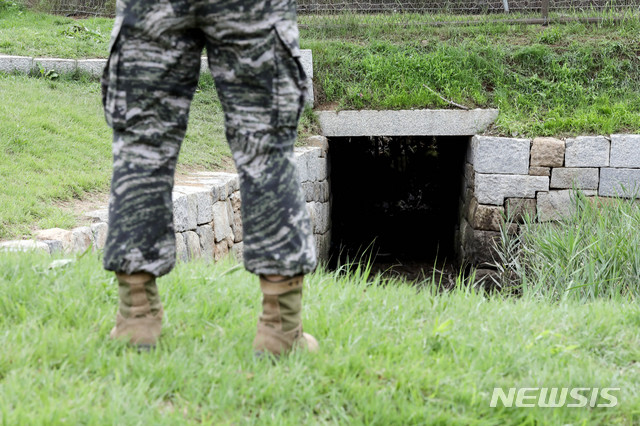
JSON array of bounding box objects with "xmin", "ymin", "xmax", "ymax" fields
[{"xmin": 328, "ymin": 135, "xmax": 469, "ymax": 281}]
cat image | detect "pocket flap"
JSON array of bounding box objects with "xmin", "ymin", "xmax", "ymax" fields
[
  {"xmin": 274, "ymin": 20, "xmax": 301, "ymax": 58},
  {"xmin": 108, "ymin": 15, "xmax": 124, "ymax": 53}
]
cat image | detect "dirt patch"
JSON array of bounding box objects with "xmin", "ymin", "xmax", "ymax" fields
[
  {"xmin": 50, "ymin": 190, "xmax": 110, "ymax": 229},
  {"xmin": 176, "ymin": 157, "xmax": 237, "ymax": 176},
  {"xmin": 51, "ymin": 161, "xmax": 238, "ymax": 231},
  {"xmin": 315, "ymin": 101, "xmax": 340, "ymax": 111}
]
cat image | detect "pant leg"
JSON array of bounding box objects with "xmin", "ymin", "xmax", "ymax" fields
[
  {"xmin": 200, "ymin": 0, "xmax": 317, "ymax": 276},
  {"xmin": 101, "ymin": 3, "xmax": 204, "ymax": 277}
]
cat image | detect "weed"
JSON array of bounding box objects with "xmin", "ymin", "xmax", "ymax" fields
[
  {"xmin": 35, "ymin": 63, "xmax": 59, "ymax": 80},
  {"xmin": 536, "ymin": 26, "xmax": 564, "ymax": 44},
  {"xmin": 0, "ymin": 0, "xmax": 22, "ymax": 11},
  {"xmin": 60, "ymin": 23, "xmax": 105, "ymax": 42}
]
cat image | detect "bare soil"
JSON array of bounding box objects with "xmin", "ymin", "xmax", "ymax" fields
[{"xmin": 48, "ymin": 161, "xmax": 237, "ymax": 232}]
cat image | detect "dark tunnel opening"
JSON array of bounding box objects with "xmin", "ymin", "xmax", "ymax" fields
[{"xmin": 328, "ymin": 135, "xmax": 469, "ymax": 283}]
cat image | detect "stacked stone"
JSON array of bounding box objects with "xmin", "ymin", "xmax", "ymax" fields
[
  {"xmin": 19, "ymin": 223, "xmax": 109, "ymax": 255},
  {"xmin": 295, "ymin": 136, "xmax": 332, "ymax": 261},
  {"xmin": 171, "ymin": 172, "xmax": 242, "ymax": 262},
  {"xmin": 459, "ymin": 134, "xmax": 640, "ymax": 265},
  {"xmin": 2, "ymin": 144, "xmax": 332, "ymax": 264}
]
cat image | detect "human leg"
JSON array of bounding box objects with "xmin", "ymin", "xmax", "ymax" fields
[
  {"xmin": 200, "ymin": 0, "xmax": 317, "ymax": 354},
  {"xmin": 102, "ymin": 27, "xmax": 204, "ymax": 277},
  {"xmin": 253, "ymin": 275, "xmax": 319, "ymax": 356},
  {"xmin": 110, "ymin": 272, "xmax": 163, "ymax": 349},
  {"xmin": 202, "ymin": 3, "xmax": 316, "ymax": 277},
  {"xmin": 101, "ymin": 8, "xmax": 204, "ymax": 346}
]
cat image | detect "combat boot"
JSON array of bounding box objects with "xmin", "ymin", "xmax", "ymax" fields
[
  {"xmin": 253, "ymin": 274, "xmax": 319, "ymax": 357},
  {"xmin": 110, "ymin": 272, "xmax": 163, "ymax": 350}
]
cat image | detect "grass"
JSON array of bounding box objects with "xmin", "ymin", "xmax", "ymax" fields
[
  {"xmin": 0, "ymin": 69, "xmax": 319, "ymax": 240},
  {"xmin": 0, "ymin": 251, "xmax": 639, "ymax": 423},
  {"xmin": 3, "ymin": 8, "xmax": 640, "ymax": 136},
  {"xmin": 0, "ymin": 7, "xmax": 112, "ymax": 58},
  {"xmin": 2, "ymin": 8, "xmax": 640, "ymax": 418},
  {"xmin": 494, "ymin": 191, "xmax": 640, "ymax": 302},
  {"xmin": 0, "ymin": 72, "xmax": 230, "ymax": 240},
  {"xmin": 305, "ymin": 17, "xmax": 640, "ymax": 136},
  {"xmin": 3, "ymin": 6, "xmax": 640, "ymax": 422}
]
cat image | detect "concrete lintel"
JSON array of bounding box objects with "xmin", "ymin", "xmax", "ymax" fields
[{"xmin": 317, "ymin": 109, "xmax": 499, "ymax": 137}]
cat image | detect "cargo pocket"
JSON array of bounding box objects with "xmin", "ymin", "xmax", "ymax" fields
[
  {"xmin": 101, "ymin": 16, "xmax": 127, "ymax": 130},
  {"xmin": 272, "ymin": 20, "xmax": 307, "ymax": 129}
]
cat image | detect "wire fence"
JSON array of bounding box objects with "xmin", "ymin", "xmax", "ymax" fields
[
  {"xmin": 297, "ymin": 0, "xmax": 640, "ymax": 29},
  {"xmin": 24, "ymin": 0, "xmax": 115, "ymax": 17},
  {"xmin": 298, "ymin": 0, "xmax": 639, "ymax": 14},
  {"xmin": 35, "ymin": 0, "xmax": 640, "ymax": 24}
]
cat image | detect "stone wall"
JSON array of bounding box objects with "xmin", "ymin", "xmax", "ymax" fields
[
  {"xmin": 459, "ymin": 134, "xmax": 640, "ymax": 265},
  {"xmin": 2, "ymin": 144, "xmax": 332, "ymax": 264},
  {"xmin": 12, "ymin": 130, "xmax": 640, "ymax": 269}
]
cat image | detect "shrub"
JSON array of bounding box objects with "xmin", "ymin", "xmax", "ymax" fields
[{"xmin": 0, "ymin": 0, "xmax": 24, "ymax": 11}]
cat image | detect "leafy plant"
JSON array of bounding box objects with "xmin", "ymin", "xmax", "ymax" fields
[
  {"xmin": 60, "ymin": 22, "xmax": 104, "ymax": 41},
  {"xmin": 39, "ymin": 65, "xmax": 59, "ymax": 80}
]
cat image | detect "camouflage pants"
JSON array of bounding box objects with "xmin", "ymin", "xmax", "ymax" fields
[{"xmin": 101, "ymin": 0, "xmax": 317, "ymax": 277}]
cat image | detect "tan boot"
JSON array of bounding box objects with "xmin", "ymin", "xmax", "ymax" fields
[
  {"xmin": 253, "ymin": 274, "xmax": 318, "ymax": 357},
  {"xmin": 109, "ymin": 272, "xmax": 163, "ymax": 350}
]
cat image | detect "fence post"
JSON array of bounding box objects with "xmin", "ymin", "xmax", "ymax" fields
[
  {"xmin": 541, "ymin": 0, "xmax": 550, "ymax": 25},
  {"xmin": 502, "ymin": 0, "xmax": 510, "ymax": 14}
]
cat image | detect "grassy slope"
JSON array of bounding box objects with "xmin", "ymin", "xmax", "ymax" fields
[
  {"xmin": 2, "ymin": 8, "xmax": 640, "ymax": 233},
  {"xmin": 0, "ymin": 8, "xmax": 111, "ymax": 58},
  {"xmin": 303, "ymin": 17, "xmax": 640, "ymax": 136},
  {"xmin": 0, "ymin": 252, "xmax": 638, "ymax": 424},
  {"xmin": 0, "ymin": 74, "xmax": 230, "ymax": 239},
  {"xmin": 2, "ymin": 8, "xmax": 640, "ymax": 136}
]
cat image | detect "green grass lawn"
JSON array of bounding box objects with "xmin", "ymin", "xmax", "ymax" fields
[
  {"xmin": 0, "ymin": 73, "xmax": 230, "ymax": 240},
  {"xmin": 3, "ymin": 176, "xmax": 640, "ymax": 423},
  {"xmin": 0, "ymin": 7, "xmax": 111, "ymax": 58},
  {"xmin": 3, "ymin": 8, "xmax": 640, "ymax": 136},
  {"xmin": 0, "ymin": 252, "xmax": 639, "ymax": 423}
]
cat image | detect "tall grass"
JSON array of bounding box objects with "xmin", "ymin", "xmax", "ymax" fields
[{"xmin": 493, "ymin": 191, "xmax": 640, "ymax": 301}]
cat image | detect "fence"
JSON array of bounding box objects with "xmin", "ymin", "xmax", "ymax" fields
[
  {"xmin": 297, "ymin": 0, "xmax": 639, "ymax": 28},
  {"xmin": 25, "ymin": 0, "xmax": 115, "ymax": 16},
  {"xmin": 298, "ymin": 0, "xmax": 638, "ymax": 14},
  {"xmin": 35, "ymin": 0, "xmax": 640, "ymax": 23}
]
